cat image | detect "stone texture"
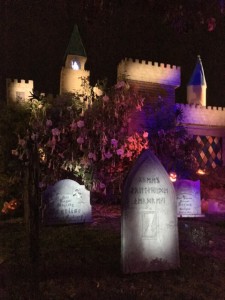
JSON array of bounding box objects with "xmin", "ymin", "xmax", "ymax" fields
[
  {"xmin": 174, "ymin": 179, "xmax": 204, "ymax": 217},
  {"xmin": 121, "ymin": 150, "xmax": 180, "ymax": 273},
  {"xmin": 42, "ymin": 179, "xmax": 92, "ymax": 225}
]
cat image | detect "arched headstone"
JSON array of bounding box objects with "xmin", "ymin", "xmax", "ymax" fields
[
  {"xmin": 121, "ymin": 150, "xmax": 180, "ymax": 273},
  {"xmin": 42, "ymin": 179, "xmax": 92, "ymax": 225}
]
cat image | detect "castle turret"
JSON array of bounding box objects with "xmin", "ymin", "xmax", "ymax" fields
[
  {"xmin": 187, "ymin": 55, "xmax": 207, "ymax": 106},
  {"xmin": 60, "ymin": 25, "xmax": 90, "ymax": 94},
  {"xmin": 6, "ymin": 79, "xmax": 34, "ymax": 104}
]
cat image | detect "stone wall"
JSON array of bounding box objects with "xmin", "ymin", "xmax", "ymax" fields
[
  {"xmin": 6, "ymin": 78, "xmax": 34, "ymax": 103},
  {"xmin": 117, "ymin": 58, "xmax": 181, "ymax": 88}
]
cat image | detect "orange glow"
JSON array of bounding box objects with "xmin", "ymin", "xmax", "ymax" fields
[
  {"xmin": 196, "ymin": 169, "xmax": 206, "ymax": 175},
  {"xmin": 169, "ymin": 171, "xmax": 177, "ymax": 182},
  {"xmin": 1, "ymin": 199, "xmax": 19, "ymax": 214}
]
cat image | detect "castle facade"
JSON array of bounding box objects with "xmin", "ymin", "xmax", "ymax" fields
[{"xmin": 6, "ymin": 25, "xmax": 225, "ymax": 170}]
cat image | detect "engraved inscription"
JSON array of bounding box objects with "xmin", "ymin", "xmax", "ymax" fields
[{"xmin": 142, "ymin": 212, "xmax": 157, "ymax": 239}]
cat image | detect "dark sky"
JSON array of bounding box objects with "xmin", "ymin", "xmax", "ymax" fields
[{"xmin": 1, "ymin": 0, "xmax": 225, "ymax": 106}]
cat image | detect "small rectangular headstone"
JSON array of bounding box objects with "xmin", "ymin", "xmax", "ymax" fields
[
  {"xmin": 42, "ymin": 179, "xmax": 92, "ymax": 225},
  {"xmin": 174, "ymin": 179, "xmax": 204, "ymax": 217},
  {"xmin": 121, "ymin": 150, "xmax": 180, "ymax": 274}
]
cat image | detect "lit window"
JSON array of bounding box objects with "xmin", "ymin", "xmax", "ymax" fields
[
  {"xmin": 16, "ymin": 91, "xmax": 25, "ymax": 101},
  {"xmin": 71, "ymin": 60, "xmax": 80, "ymax": 70}
]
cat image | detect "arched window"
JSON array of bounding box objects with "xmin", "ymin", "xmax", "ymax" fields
[{"xmin": 71, "ymin": 60, "xmax": 80, "ymax": 70}]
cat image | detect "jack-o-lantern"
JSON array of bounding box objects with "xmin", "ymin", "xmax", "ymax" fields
[
  {"xmin": 169, "ymin": 171, "xmax": 177, "ymax": 182},
  {"xmin": 196, "ymin": 169, "xmax": 205, "ymax": 175}
]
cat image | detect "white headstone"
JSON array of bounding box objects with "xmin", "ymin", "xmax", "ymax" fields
[
  {"xmin": 121, "ymin": 150, "xmax": 180, "ymax": 273},
  {"xmin": 174, "ymin": 179, "xmax": 204, "ymax": 217},
  {"xmin": 42, "ymin": 179, "xmax": 92, "ymax": 225}
]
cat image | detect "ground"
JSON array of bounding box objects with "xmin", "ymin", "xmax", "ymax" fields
[{"xmin": 1, "ymin": 204, "xmax": 225, "ymax": 299}]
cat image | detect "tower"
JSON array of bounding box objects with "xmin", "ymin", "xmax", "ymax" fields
[
  {"xmin": 187, "ymin": 56, "xmax": 207, "ymax": 106},
  {"xmin": 60, "ymin": 25, "xmax": 90, "ymax": 95},
  {"xmin": 6, "ymin": 79, "xmax": 34, "ymax": 104}
]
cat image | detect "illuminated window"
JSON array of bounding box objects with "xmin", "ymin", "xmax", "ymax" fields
[
  {"xmin": 16, "ymin": 91, "xmax": 25, "ymax": 101},
  {"xmin": 71, "ymin": 60, "xmax": 80, "ymax": 70}
]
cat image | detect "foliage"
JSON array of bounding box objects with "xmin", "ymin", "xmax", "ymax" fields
[
  {"xmin": 2, "ymin": 80, "xmax": 199, "ymax": 209},
  {"xmin": 0, "ymin": 102, "xmax": 30, "ymax": 172},
  {"xmin": 13, "ymin": 82, "xmax": 148, "ymax": 202},
  {"xmin": 0, "ymin": 103, "xmax": 31, "ymax": 215},
  {"xmin": 144, "ymin": 99, "xmax": 199, "ymax": 179}
]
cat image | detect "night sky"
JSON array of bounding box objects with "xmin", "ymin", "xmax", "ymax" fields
[{"xmin": 1, "ymin": 0, "xmax": 225, "ymax": 106}]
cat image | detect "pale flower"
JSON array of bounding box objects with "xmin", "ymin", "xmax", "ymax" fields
[
  {"xmin": 18, "ymin": 139, "xmax": 26, "ymax": 147},
  {"xmin": 93, "ymin": 86, "xmax": 103, "ymax": 96},
  {"xmin": 116, "ymin": 148, "xmax": 124, "ymax": 156},
  {"xmin": 99, "ymin": 182, "xmax": 106, "ymax": 189},
  {"xmin": 77, "ymin": 136, "xmax": 84, "ymax": 144},
  {"xmin": 136, "ymin": 104, "xmax": 142, "ymax": 111},
  {"xmin": 77, "ymin": 120, "xmax": 85, "ymax": 128},
  {"xmin": 11, "ymin": 149, "xmax": 19, "ymax": 156},
  {"xmin": 46, "ymin": 119, "xmax": 52, "ymax": 127},
  {"xmin": 126, "ymin": 150, "xmax": 132, "ymax": 158},
  {"xmin": 127, "ymin": 136, "xmax": 134, "ymax": 143},
  {"xmin": 104, "ymin": 151, "xmax": 112, "ymax": 159},
  {"xmin": 143, "ymin": 131, "xmax": 149, "ymax": 138},
  {"xmin": 115, "ymin": 81, "xmax": 126, "ymax": 89},
  {"xmin": 102, "ymin": 134, "xmax": 108, "ymax": 145},
  {"xmin": 52, "ymin": 128, "xmax": 60, "ymax": 136},
  {"xmin": 111, "ymin": 138, "xmax": 118, "ymax": 147},
  {"xmin": 103, "ymin": 95, "xmax": 109, "ymax": 102},
  {"xmin": 80, "ymin": 158, "xmax": 90, "ymax": 168},
  {"xmin": 74, "ymin": 164, "xmax": 82, "ymax": 172},
  {"xmin": 70, "ymin": 121, "xmax": 77, "ymax": 131},
  {"xmin": 88, "ymin": 152, "xmax": 96, "ymax": 160}
]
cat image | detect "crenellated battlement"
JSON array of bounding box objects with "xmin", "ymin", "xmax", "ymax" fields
[
  {"xmin": 176, "ymin": 103, "xmax": 225, "ymax": 127},
  {"xmin": 121, "ymin": 57, "xmax": 180, "ymax": 69},
  {"xmin": 6, "ymin": 78, "xmax": 33, "ymax": 85},
  {"xmin": 117, "ymin": 57, "xmax": 181, "ymax": 87},
  {"xmin": 6, "ymin": 78, "xmax": 34, "ymax": 103}
]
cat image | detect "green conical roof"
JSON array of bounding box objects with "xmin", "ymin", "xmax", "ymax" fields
[{"xmin": 64, "ymin": 25, "xmax": 86, "ymax": 59}]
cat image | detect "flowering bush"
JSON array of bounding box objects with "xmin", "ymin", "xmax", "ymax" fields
[
  {"xmin": 144, "ymin": 99, "xmax": 199, "ymax": 178},
  {"xmin": 12, "ymin": 82, "xmax": 148, "ymax": 201}
]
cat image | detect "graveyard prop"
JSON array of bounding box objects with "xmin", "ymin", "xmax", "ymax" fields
[
  {"xmin": 42, "ymin": 179, "xmax": 92, "ymax": 225},
  {"xmin": 174, "ymin": 179, "xmax": 204, "ymax": 218},
  {"xmin": 121, "ymin": 149, "xmax": 180, "ymax": 274}
]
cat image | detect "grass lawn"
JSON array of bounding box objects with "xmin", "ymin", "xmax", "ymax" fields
[{"xmin": 0, "ymin": 205, "xmax": 225, "ymax": 300}]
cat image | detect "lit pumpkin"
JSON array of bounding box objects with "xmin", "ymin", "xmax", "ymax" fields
[
  {"xmin": 169, "ymin": 171, "xmax": 177, "ymax": 182},
  {"xmin": 1, "ymin": 199, "xmax": 19, "ymax": 214},
  {"xmin": 196, "ymin": 169, "xmax": 205, "ymax": 175},
  {"xmin": 8, "ymin": 199, "xmax": 18, "ymax": 210}
]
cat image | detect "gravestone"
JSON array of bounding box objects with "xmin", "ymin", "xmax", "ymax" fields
[
  {"xmin": 121, "ymin": 150, "xmax": 180, "ymax": 274},
  {"xmin": 42, "ymin": 179, "xmax": 92, "ymax": 225},
  {"xmin": 174, "ymin": 179, "xmax": 204, "ymax": 217}
]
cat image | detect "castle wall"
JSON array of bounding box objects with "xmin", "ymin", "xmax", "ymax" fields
[
  {"xmin": 6, "ymin": 79, "xmax": 34, "ymax": 103},
  {"xmin": 117, "ymin": 58, "xmax": 181, "ymax": 88},
  {"xmin": 60, "ymin": 68, "xmax": 90, "ymax": 94},
  {"xmin": 129, "ymin": 80, "xmax": 176, "ymax": 104},
  {"xmin": 177, "ymin": 103, "xmax": 225, "ymax": 168},
  {"xmin": 177, "ymin": 103, "xmax": 225, "ymax": 127}
]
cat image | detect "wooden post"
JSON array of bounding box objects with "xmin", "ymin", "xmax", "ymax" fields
[
  {"xmin": 27, "ymin": 138, "xmax": 40, "ymax": 300},
  {"xmin": 23, "ymin": 166, "xmax": 29, "ymax": 227}
]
